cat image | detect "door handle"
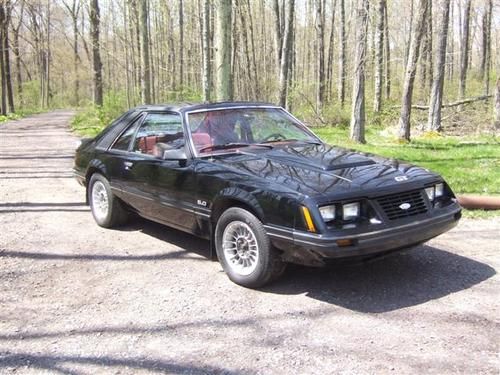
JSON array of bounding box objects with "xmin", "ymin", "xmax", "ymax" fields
[{"xmin": 124, "ymin": 161, "xmax": 133, "ymax": 170}]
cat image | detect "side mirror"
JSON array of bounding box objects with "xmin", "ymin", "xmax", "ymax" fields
[{"xmin": 162, "ymin": 148, "xmax": 187, "ymax": 161}]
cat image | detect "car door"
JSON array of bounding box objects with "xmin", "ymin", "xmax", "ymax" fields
[
  {"xmin": 104, "ymin": 112, "xmax": 149, "ymax": 211},
  {"xmin": 126, "ymin": 112, "xmax": 198, "ymax": 233}
]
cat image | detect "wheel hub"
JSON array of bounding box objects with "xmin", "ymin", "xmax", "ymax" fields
[{"xmin": 222, "ymin": 221, "xmax": 259, "ymax": 276}]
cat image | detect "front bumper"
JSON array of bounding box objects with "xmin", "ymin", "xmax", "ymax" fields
[{"xmin": 266, "ymin": 204, "xmax": 462, "ymax": 266}]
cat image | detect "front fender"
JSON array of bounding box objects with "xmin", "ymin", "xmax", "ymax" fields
[{"xmin": 211, "ymin": 186, "xmax": 265, "ymax": 222}]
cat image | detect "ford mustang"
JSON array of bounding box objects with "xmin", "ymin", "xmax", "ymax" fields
[{"xmin": 74, "ymin": 102, "xmax": 462, "ymax": 288}]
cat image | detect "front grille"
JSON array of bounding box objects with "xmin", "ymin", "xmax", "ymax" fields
[{"xmin": 375, "ymin": 190, "xmax": 428, "ymax": 220}]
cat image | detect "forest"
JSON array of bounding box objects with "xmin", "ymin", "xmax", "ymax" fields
[{"xmin": 0, "ymin": 0, "xmax": 499, "ymax": 144}]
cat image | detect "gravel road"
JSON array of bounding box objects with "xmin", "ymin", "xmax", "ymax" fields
[{"xmin": 0, "ymin": 111, "xmax": 499, "ymax": 374}]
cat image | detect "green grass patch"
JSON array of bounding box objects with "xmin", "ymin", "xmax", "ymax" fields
[
  {"xmin": 0, "ymin": 113, "xmax": 22, "ymax": 123},
  {"xmin": 315, "ymin": 126, "xmax": 500, "ymax": 195}
]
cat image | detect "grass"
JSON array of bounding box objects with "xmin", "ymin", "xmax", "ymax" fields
[
  {"xmin": 0, "ymin": 112, "xmax": 23, "ymax": 123},
  {"xmin": 314, "ymin": 125, "xmax": 500, "ymax": 196}
]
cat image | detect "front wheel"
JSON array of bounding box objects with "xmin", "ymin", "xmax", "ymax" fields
[{"xmin": 215, "ymin": 207, "xmax": 286, "ymax": 288}]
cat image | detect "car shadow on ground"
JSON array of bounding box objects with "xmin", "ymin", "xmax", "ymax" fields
[
  {"xmin": 121, "ymin": 219, "xmax": 496, "ymax": 313},
  {"xmin": 262, "ymin": 245, "xmax": 496, "ymax": 313}
]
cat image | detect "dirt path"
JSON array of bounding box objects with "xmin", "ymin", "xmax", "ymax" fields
[{"xmin": 0, "ymin": 111, "xmax": 499, "ymax": 374}]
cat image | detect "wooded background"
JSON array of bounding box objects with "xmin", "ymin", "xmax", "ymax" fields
[{"xmin": 0, "ymin": 0, "xmax": 499, "ymax": 142}]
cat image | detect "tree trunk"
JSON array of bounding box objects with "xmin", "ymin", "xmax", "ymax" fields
[
  {"xmin": 202, "ymin": 0, "xmax": 211, "ymax": 101},
  {"xmin": 427, "ymin": 0, "xmax": 451, "ymax": 132},
  {"xmin": 1, "ymin": 0, "xmax": 14, "ymax": 113},
  {"xmin": 89, "ymin": 0, "xmax": 103, "ymax": 106},
  {"xmin": 383, "ymin": 0, "xmax": 390, "ymax": 100},
  {"xmin": 495, "ymin": 79, "xmax": 500, "ymax": 127},
  {"xmin": 481, "ymin": 0, "xmax": 492, "ymax": 95},
  {"xmin": 214, "ymin": 0, "xmax": 232, "ymax": 101},
  {"xmin": 404, "ymin": 0, "xmax": 414, "ymax": 70},
  {"xmin": 315, "ymin": 0, "xmax": 325, "ymax": 114},
  {"xmin": 373, "ymin": 0, "xmax": 384, "ymax": 113},
  {"xmin": 179, "ymin": 0, "xmax": 184, "ymax": 88},
  {"xmin": 44, "ymin": 0, "xmax": 50, "ymax": 109},
  {"xmin": 325, "ymin": 0, "xmax": 336, "ymax": 103},
  {"xmin": 458, "ymin": 0, "xmax": 472, "ymax": 103},
  {"xmin": 272, "ymin": 0, "xmax": 282, "ymax": 71},
  {"xmin": 447, "ymin": 0, "xmax": 454, "ymax": 81},
  {"xmin": 426, "ymin": 0, "xmax": 433, "ymax": 93},
  {"xmin": 278, "ymin": 0, "xmax": 295, "ymax": 108},
  {"xmin": 0, "ymin": 2, "xmax": 6, "ymax": 115},
  {"xmin": 337, "ymin": 0, "xmax": 346, "ymax": 106},
  {"xmin": 63, "ymin": 0, "xmax": 82, "ymax": 106},
  {"xmin": 397, "ymin": 0, "xmax": 428, "ymax": 141},
  {"xmin": 12, "ymin": 23, "xmax": 22, "ymax": 106},
  {"xmin": 350, "ymin": 0, "xmax": 368, "ymax": 143},
  {"xmin": 139, "ymin": 0, "xmax": 151, "ymax": 104}
]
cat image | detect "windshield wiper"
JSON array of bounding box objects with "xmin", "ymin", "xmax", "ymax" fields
[
  {"xmin": 198, "ymin": 142, "xmax": 273, "ymax": 153},
  {"xmin": 259, "ymin": 138, "xmax": 322, "ymax": 145}
]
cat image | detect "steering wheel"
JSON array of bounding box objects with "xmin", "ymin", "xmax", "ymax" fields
[{"xmin": 262, "ymin": 133, "xmax": 286, "ymax": 142}]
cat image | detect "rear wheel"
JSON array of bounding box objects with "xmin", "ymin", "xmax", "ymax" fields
[
  {"xmin": 88, "ymin": 173, "xmax": 128, "ymax": 228},
  {"xmin": 215, "ymin": 207, "xmax": 286, "ymax": 288}
]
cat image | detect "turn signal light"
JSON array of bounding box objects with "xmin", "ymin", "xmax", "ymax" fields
[{"xmin": 301, "ymin": 206, "xmax": 317, "ymax": 233}]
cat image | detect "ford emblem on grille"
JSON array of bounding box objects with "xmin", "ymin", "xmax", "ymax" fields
[{"xmin": 399, "ymin": 202, "xmax": 411, "ymax": 210}]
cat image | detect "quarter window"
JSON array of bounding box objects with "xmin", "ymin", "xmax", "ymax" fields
[
  {"xmin": 111, "ymin": 120, "xmax": 139, "ymax": 151},
  {"xmin": 132, "ymin": 113, "xmax": 184, "ymax": 157}
]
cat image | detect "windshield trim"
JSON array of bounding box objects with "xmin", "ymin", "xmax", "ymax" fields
[{"xmin": 184, "ymin": 106, "xmax": 323, "ymax": 158}]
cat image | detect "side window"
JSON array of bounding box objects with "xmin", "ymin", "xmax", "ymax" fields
[
  {"xmin": 111, "ymin": 117, "xmax": 141, "ymax": 151},
  {"xmin": 132, "ymin": 113, "xmax": 184, "ymax": 157}
]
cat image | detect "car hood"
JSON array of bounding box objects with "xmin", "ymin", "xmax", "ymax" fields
[{"xmin": 207, "ymin": 143, "xmax": 439, "ymax": 200}]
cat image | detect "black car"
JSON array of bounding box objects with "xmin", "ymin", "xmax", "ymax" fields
[{"xmin": 74, "ymin": 102, "xmax": 462, "ymax": 288}]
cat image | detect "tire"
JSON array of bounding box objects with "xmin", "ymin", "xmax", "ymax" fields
[
  {"xmin": 88, "ymin": 173, "xmax": 128, "ymax": 228},
  {"xmin": 215, "ymin": 207, "xmax": 286, "ymax": 288}
]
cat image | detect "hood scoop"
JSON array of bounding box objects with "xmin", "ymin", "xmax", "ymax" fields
[{"xmin": 322, "ymin": 159, "xmax": 376, "ymax": 171}]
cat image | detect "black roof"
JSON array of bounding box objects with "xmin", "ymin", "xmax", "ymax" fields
[{"xmin": 133, "ymin": 101, "xmax": 279, "ymax": 113}]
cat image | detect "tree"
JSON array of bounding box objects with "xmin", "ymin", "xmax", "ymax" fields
[
  {"xmin": 427, "ymin": 0, "xmax": 451, "ymax": 132},
  {"xmin": 278, "ymin": 0, "xmax": 295, "ymax": 107},
  {"xmin": 179, "ymin": 0, "xmax": 184, "ymax": 88},
  {"xmin": 383, "ymin": 0, "xmax": 390, "ymax": 99},
  {"xmin": 10, "ymin": 1, "xmax": 23, "ymax": 107},
  {"xmin": 0, "ymin": 2, "xmax": 6, "ymax": 115},
  {"xmin": 350, "ymin": 0, "xmax": 368, "ymax": 143},
  {"xmin": 314, "ymin": 0, "xmax": 325, "ymax": 113},
  {"xmin": 62, "ymin": 0, "xmax": 82, "ymax": 106},
  {"xmin": 373, "ymin": 0, "xmax": 385, "ymax": 113},
  {"xmin": 325, "ymin": 0, "xmax": 336, "ymax": 102},
  {"xmin": 139, "ymin": 0, "xmax": 151, "ymax": 104},
  {"xmin": 201, "ymin": 0, "xmax": 211, "ymax": 101},
  {"xmin": 458, "ymin": 0, "xmax": 472, "ymax": 103},
  {"xmin": 337, "ymin": 0, "xmax": 346, "ymax": 106},
  {"xmin": 397, "ymin": 0, "xmax": 428, "ymax": 141},
  {"xmin": 495, "ymin": 79, "xmax": 500, "ymax": 128},
  {"xmin": 480, "ymin": 0, "xmax": 492, "ymax": 94},
  {"xmin": 1, "ymin": 0, "xmax": 15, "ymax": 113},
  {"xmin": 89, "ymin": 0, "xmax": 103, "ymax": 106},
  {"xmin": 214, "ymin": 0, "xmax": 232, "ymax": 101}
]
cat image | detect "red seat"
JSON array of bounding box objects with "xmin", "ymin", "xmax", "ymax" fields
[
  {"xmin": 192, "ymin": 133, "xmax": 212, "ymax": 151},
  {"xmin": 138, "ymin": 136, "xmax": 158, "ymax": 154}
]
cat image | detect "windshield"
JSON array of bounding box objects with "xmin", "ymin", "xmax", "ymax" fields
[{"xmin": 187, "ymin": 107, "xmax": 321, "ymax": 155}]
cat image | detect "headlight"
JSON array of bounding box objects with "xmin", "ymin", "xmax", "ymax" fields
[
  {"xmin": 319, "ymin": 205, "xmax": 336, "ymax": 221},
  {"xmin": 342, "ymin": 202, "xmax": 360, "ymax": 220},
  {"xmin": 425, "ymin": 183, "xmax": 445, "ymax": 201},
  {"xmin": 425, "ymin": 186, "xmax": 435, "ymax": 201},
  {"xmin": 435, "ymin": 183, "xmax": 444, "ymax": 197}
]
